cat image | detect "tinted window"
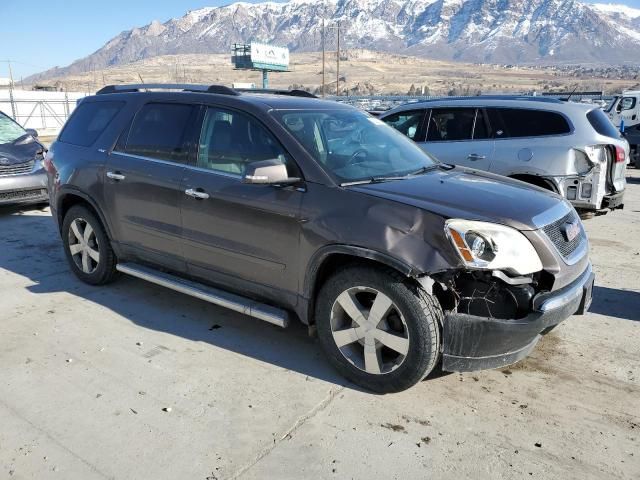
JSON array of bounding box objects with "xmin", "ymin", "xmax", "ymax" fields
[
  {"xmin": 473, "ymin": 110, "xmax": 489, "ymax": 140},
  {"xmin": 487, "ymin": 108, "xmax": 571, "ymax": 138},
  {"xmin": 124, "ymin": 103, "xmax": 195, "ymax": 163},
  {"xmin": 198, "ymin": 107, "xmax": 294, "ymax": 176},
  {"xmin": 587, "ymin": 108, "xmax": 621, "ymax": 139},
  {"xmin": 59, "ymin": 101, "xmax": 124, "ymax": 147},
  {"xmin": 382, "ymin": 110, "xmax": 424, "ymax": 140},
  {"xmin": 427, "ymin": 108, "xmax": 475, "ymax": 141}
]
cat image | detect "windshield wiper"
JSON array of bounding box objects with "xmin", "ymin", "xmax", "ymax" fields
[
  {"xmin": 407, "ymin": 164, "xmax": 441, "ymax": 176},
  {"xmin": 340, "ymin": 175, "xmax": 406, "ymax": 186},
  {"xmin": 340, "ymin": 164, "xmax": 451, "ymax": 186}
]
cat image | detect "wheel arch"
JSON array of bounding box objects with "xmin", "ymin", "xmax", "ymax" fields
[
  {"xmin": 56, "ymin": 188, "xmax": 113, "ymax": 241},
  {"xmin": 302, "ymin": 245, "xmax": 418, "ymax": 325},
  {"xmin": 508, "ymin": 173, "xmax": 558, "ymax": 193}
]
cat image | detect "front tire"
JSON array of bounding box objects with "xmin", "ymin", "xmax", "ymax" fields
[
  {"xmin": 315, "ymin": 266, "xmax": 441, "ymax": 393},
  {"xmin": 62, "ymin": 204, "xmax": 117, "ymax": 285}
]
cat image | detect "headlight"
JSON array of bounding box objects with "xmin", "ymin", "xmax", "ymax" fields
[{"xmin": 445, "ymin": 219, "xmax": 543, "ymax": 275}]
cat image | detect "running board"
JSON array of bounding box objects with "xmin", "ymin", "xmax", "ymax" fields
[{"xmin": 116, "ymin": 263, "xmax": 290, "ymax": 328}]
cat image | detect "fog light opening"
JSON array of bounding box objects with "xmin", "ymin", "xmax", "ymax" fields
[
  {"xmin": 566, "ymin": 186, "xmax": 578, "ymax": 201},
  {"xmin": 581, "ymin": 183, "xmax": 592, "ymax": 199}
]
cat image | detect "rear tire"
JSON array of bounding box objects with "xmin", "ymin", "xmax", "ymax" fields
[
  {"xmin": 315, "ymin": 265, "xmax": 441, "ymax": 393},
  {"xmin": 62, "ymin": 205, "xmax": 118, "ymax": 285}
]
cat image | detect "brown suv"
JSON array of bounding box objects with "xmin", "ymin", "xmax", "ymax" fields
[{"xmin": 46, "ymin": 85, "xmax": 594, "ymax": 392}]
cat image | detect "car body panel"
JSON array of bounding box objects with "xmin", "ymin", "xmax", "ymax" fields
[
  {"xmin": 180, "ymin": 166, "xmax": 304, "ymax": 301},
  {"xmin": 104, "ymin": 152, "xmax": 188, "ymax": 273}
]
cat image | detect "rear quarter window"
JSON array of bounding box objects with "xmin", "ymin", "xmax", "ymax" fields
[
  {"xmin": 59, "ymin": 101, "xmax": 124, "ymax": 147},
  {"xmin": 587, "ymin": 108, "xmax": 621, "ymax": 139},
  {"xmin": 488, "ymin": 108, "xmax": 571, "ymax": 138}
]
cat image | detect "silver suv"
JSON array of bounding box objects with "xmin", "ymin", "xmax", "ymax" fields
[{"xmin": 380, "ymin": 97, "xmax": 627, "ymax": 216}]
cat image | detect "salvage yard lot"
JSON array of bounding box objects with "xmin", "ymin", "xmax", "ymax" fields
[{"xmin": 0, "ymin": 172, "xmax": 639, "ymax": 480}]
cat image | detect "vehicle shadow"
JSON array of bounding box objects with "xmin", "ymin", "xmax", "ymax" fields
[
  {"xmin": 590, "ymin": 286, "xmax": 640, "ymax": 322},
  {"xmin": 625, "ymin": 175, "xmax": 640, "ymax": 184},
  {"xmin": 0, "ymin": 209, "xmax": 448, "ymax": 393},
  {"xmin": 0, "ymin": 202, "xmax": 49, "ymax": 216}
]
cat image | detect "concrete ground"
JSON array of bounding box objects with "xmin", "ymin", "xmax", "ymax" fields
[{"xmin": 0, "ymin": 171, "xmax": 639, "ymax": 480}]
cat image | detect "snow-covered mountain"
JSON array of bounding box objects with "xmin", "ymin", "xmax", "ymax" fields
[{"xmin": 29, "ymin": 0, "xmax": 640, "ymax": 81}]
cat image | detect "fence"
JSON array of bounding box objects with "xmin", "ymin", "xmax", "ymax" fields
[{"xmin": 0, "ymin": 89, "xmax": 89, "ymax": 136}]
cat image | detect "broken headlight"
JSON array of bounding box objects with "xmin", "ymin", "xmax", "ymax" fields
[{"xmin": 445, "ymin": 220, "xmax": 543, "ymax": 275}]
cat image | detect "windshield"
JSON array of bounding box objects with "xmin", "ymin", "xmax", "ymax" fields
[
  {"xmin": 273, "ymin": 109, "xmax": 437, "ymax": 184},
  {"xmin": 0, "ymin": 113, "xmax": 28, "ymax": 145}
]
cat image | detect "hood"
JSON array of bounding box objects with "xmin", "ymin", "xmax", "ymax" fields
[
  {"xmin": 0, "ymin": 137, "xmax": 43, "ymax": 165},
  {"xmin": 352, "ymin": 166, "xmax": 570, "ymax": 231}
]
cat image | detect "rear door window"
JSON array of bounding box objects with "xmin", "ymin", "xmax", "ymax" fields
[
  {"xmin": 59, "ymin": 101, "xmax": 124, "ymax": 146},
  {"xmin": 122, "ymin": 103, "xmax": 196, "ymax": 163},
  {"xmin": 381, "ymin": 110, "xmax": 426, "ymax": 140},
  {"xmin": 487, "ymin": 108, "xmax": 571, "ymax": 138},
  {"xmin": 472, "ymin": 110, "xmax": 489, "ymax": 140},
  {"xmin": 426, "ymin": 108, "xmax": 477, "ymax": 142}
]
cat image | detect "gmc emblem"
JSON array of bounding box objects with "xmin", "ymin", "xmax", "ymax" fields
[{"xmin": 562, "ymin": 221, "xmax": 581, "ymax": 242}]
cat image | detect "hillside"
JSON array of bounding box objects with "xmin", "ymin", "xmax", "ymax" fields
[
  {"xmin": 25, "ymin": 0, "xmax": 640, "ymax": 85},
  {"xmin": 32, "ymin": 49, "xmax": 640, "ymax": 97}
]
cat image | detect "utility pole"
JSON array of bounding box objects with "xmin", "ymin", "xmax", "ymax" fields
[
  {"xmin": 321, "ymin": 19, "xmax": 325, "ymax": 98},
  {"xmin": 7, "ymin": 60, "xmax": 16, "ymax": 120},
  {"xmin": 336, "ymin": 21, "xmax": 340, "ymax": 96}
]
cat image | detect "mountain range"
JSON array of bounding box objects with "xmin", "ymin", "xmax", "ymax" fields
[{"xmin": 28, "ymin": 0, "xmax": 640, "ymax": 82}]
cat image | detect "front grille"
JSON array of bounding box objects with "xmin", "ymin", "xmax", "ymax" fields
[
  {"xmin": 543, "ymin": 210, "xmax": 585, "ymax": 259},
  {"xmin": 0, "ymin": 160, "xmax": 34, "ymax": 176},
  {"xmin": 0, "ymin": 188, "xmax": 47, "ymax": 202}
]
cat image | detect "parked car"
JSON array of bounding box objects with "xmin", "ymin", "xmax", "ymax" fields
[
  {"xmin": 380, "ymin": 97, "xmax": 627, "ymax": 217},
  {"xmin": 0, "ymin": 111, "xmax": 48, "ymax": 206},
  {"xmin": 606, "ymin": 91, "xmax": 640, "ymax": 167},
  {"xmin": 46, "ymin": 85, "xmax": 594, "ymax": 393}
]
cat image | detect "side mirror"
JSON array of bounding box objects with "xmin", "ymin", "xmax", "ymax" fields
[
  {"xmin": 26, "ymin": 128, "xmax": 39, "ymax": 138},
  {"xmin": 242, "ymin": 159, "xmax": 300, "ymax": 185}
]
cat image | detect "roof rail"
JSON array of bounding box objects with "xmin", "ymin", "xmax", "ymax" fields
[
  {"xmin": 235, "ymin": 88, "xmax": 317, "ymax": 98},
  {"xmin": 95, "ymin": 84, "xmax": 240, "ymax": 96},
  {"xmin": 95, "ymin": 84, "xmax": 318, "ymax": 99},
  {"xmin": 408, "ymin": 95, "xmax": 564, "ymax": 105}
]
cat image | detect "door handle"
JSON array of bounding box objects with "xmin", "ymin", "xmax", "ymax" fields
[
  {"xmin": 185, "ymin": 188, "xmax": 210, "ymax": 200},
  {"xmin": 106, "ymin": 171, "xmax": 126, "ymax": 181},
  {"xmin": 467, "ymin": 153, "xmax": 486, "ymax": 161}
]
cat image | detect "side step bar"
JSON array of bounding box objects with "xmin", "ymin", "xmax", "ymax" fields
[{"xmin": 116, "ymin": 263, "xmax": 290, "ymax": 328}]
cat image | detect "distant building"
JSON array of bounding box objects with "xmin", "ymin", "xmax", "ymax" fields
[
  {"xmin": 0, "ymin": 77, "xmax": 12, "ymax": 88},
  {"xmin": 33, "ymin": 85, "xmax": 58, "ymax": 92}
]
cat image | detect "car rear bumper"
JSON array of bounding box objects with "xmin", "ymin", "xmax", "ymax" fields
[
  {"xmin": 0, "ymin": 168, "xmax": 48, "ymax": 205},
  {"xmin": 441, "ymin": 263, "xmax": 594, "ymax": 372}
]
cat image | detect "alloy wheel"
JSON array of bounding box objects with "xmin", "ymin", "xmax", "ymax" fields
[
  {"xmin": 68, "ymin": 218, "xmax": 100, "ymax": 274},
  {"xmin": 330, "ymin": 286, "xmax": 410, "ymax": 375}
]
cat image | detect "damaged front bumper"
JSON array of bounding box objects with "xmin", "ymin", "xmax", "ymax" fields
[{"xmin": 441, "ymin": 263, "xmax": 594, "ymax": 372}]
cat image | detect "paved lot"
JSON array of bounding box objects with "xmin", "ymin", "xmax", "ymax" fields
[{"xmin": 0, "ymin": 171, "xmax": 639, "ymax": 480}]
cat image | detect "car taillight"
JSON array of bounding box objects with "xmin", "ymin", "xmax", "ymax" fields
[{"xmin": 615, "ymin": 145, "xmax": 626, "ymax": 163}]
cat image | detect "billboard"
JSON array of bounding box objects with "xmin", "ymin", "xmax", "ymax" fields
[{"xmin": 250, "ymin": 42, "xmax": 289, "ymax": 71}]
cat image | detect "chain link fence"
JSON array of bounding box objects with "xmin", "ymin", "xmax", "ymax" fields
[{"xmin": 0, "ymin": 89, "xmax": 89, "ymax": 136}]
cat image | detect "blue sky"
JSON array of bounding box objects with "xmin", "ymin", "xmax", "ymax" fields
[{"xmin": 1, "ymin": 0, "xmax": 639, "ymax": 79}]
